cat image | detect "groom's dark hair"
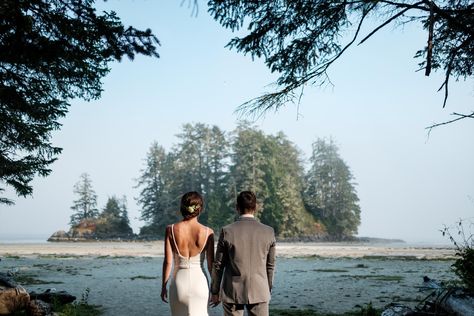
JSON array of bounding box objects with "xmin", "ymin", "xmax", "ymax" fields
[{"xmin": 236, "ymin": 191, "xmax": 256, "ymax": 214}]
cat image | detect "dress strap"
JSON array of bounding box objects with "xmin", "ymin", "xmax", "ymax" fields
[
  {"xmin": 199, "ymin": 227, "xmax": 210, "ymax": 254},
  {"xmin": 171, "ymin": 224, "xmax": 182, "ymax": 257}
]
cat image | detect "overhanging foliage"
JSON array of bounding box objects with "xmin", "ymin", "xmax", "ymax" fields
[
  {"xmin": 0, "ymin": 0, "xmax": 159, "ymax": 204},
  {"xmin": 208, "ymin": 0, "xmax": 473, "ymax": 125}
]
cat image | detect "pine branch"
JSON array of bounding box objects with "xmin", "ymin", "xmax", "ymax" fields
[
  {"xmin": 358, "ymin": 1, "xmax": 425, "ymax": 46},
  {"xmin": 437, "ymin": 36, "xmax": 472, "ymax": 108},
  {"xmin": 238, "ymin": 3, "xmax": 376, "ymax": 117},
  {"xmin": 426, "ymin": 111, "xmax": 474, "ymax": 134}
]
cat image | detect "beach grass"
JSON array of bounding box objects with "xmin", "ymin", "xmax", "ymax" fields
[
  {"xmin": 54, "ymin": 288, "xmax": 103, "ymax": 316},
  {"xmin": 10, "ymin": 302, "xmax": 102, "ymax": 316},
  {"xmin": 55, "ymin": 302, "xmax": 103, "ymax": 316}
]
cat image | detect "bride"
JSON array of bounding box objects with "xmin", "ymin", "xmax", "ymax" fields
[{"xmin": 161, "ymin": 191, "xmax": 215, "ymax": 316}]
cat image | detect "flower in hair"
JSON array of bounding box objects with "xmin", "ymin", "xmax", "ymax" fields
[{"xmin": 187, "ymin": 204, "xmax": 198, "ymax": 213}]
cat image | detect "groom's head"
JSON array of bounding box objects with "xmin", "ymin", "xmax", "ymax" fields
[{"xmin": 236, "ymin": 191, "xmax": 257, "ymax": 215}]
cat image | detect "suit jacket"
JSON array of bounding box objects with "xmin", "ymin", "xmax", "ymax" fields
[{"xmin": 211, "ymin": 216, "xmax": 276, "ymax": 304}]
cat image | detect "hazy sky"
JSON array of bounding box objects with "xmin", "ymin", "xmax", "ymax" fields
[{"xmin": 1, "ymin": 1, "xmax": 473, "ymax": 243}]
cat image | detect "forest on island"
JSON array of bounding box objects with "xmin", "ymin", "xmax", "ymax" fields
[
  {"xmin": 135, "ymin": 123, "xmax": 361, "ymax": 239},
  {"xmin": 68, "ymin": 123, "xmax": 361, "ymax": 240},
  {"xmin": 65, "ymin": 172, "xmax": 133, "ymax": 239}
]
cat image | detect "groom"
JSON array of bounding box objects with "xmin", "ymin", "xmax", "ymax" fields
[{"xmin": 210, "ymin": 191, "xmax": 276, "ymax": 316}]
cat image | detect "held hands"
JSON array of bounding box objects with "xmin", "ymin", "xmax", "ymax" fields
[
  {"xmin": 161, "ymin": 286, "xmax": 168, "ymax": 303},
  {"xmin": 209, "ymin": 294, "xmax": 220, "ymax": 307}
]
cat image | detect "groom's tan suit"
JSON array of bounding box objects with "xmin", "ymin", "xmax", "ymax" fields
[{"xmin": 211, "ymin": 216, "xmax": 276, "ymax": 316}]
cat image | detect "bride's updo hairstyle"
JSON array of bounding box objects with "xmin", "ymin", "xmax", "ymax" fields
[{"xmin": 180, "ymin": 191, "xmax": 203, "ymax": 220}]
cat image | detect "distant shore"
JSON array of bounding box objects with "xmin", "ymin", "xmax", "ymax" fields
[{"xmin": 0, "ymin": 241, "xmax": 455, "ymax": 259}]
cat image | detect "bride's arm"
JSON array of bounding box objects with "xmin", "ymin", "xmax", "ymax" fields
[
  {"xmin": 206, "ymin": 229, "xmax": 215, "ymax": 274},
  {"xmin": 161, "ymin": 225, "xmax": 173, "ymax": 303}
]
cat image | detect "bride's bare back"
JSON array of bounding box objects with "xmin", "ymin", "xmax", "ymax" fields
[{"xmin": 171, "ymin": 221, "xmax": 209, "ymax": 258}]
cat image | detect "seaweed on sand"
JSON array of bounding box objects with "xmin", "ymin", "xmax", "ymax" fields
[
  {"xmin": 15, "ymin": 274, "xmax": 64, "ymax": 285},
  {"xmin": 313, "ymin": 269, "xmax": 349, "ymax": 273},
  {"xmin": 130, "ymin": 275, "xmax": 158, "ymax": 281},
  {"xmin": 340, "ymin": 274, "xmax": 404, "ymax": 282},
  {"xmin": 271, "ymin": 302, "xmax": 381, "ymax": 316}
]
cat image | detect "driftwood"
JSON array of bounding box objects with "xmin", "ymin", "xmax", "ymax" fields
[
  {"xmin": 437, "ymin": 288, "xmax": 474, "ymax": 316},
  {"xmin": 0, "ymin": 272, "xmax": 29, "ymax": 315},
  {"xmin": 382, "ymin": 277, "xmax": 474, "ymax": 316},
  {"xmin": 422, "ymin": 276, "xmax": 474, "ymax": 316},
  {"xmin": 1, "ymin": 271, "xmax": 77, "ymax": 315},
  {"xmin": 0, "ymin": 286, "xmax": 30, "ymax": 315}
]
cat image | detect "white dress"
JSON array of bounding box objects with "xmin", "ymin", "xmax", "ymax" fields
[{"xmin": 169, "ymin": 225, "xmax": 209, "ymax": 316}]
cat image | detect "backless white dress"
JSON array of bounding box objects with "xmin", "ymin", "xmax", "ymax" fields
[{"xmin": 169, "ymin": 225, "xmax": 209, "ymax": 316}]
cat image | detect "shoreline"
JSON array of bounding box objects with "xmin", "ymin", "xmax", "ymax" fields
[{"xmin": 0, "ymin": 241, "xmax": 456, "ymax": 259}]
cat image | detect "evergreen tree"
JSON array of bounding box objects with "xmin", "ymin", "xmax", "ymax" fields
[
  {"xmin": 135, "ymin": 142, "xmax": 175, "ymax": 236},
  {"xmin": 96, "ymin": 195, "xmax": 133, "ymax": 236},
  {"xmin": 118, "ymin": 195, "xmax": 133, "ymax": 234},
  {"xmin": 230, "ymin": 124, "xmax": 269, "ymax": 210},
  {"xmin": 171, "ymin": 123, "xmax": 209, "ymax": 198},
  {"xmin": 304, "ymin": 139, "xmax": 361, "ymax": 239},
  {"xmin": 70, "ymin": 173, "xmax": 99, "ymax": 225},
  {"xmin": 102, "ymin": 196, "xmax": 122, "ymax": 218},
  {"xmin": 201, "ymin": 125, "xmax": 233, "ymax": 230},
  {"xmin": 96, "ymin": 196, "xmax": 121, "ymax": 235},
  {"xmin": 262, "ymin": 133, "xmax": 317, "ymax": 237}
]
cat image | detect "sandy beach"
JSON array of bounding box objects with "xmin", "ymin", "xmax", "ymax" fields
[
  {"xmin": 0, "ymin": 241, "xmax": 456, "ymax": 259},
  {"xmin": 0, "ymin": 242, "xmax": 457, "ymax": 315}
]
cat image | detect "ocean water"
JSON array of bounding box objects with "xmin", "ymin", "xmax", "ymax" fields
[{"xmin": 0, "ymin": 233, "xmax": 49, "ymax": 244}]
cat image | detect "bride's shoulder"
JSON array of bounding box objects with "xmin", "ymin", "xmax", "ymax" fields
[
  {"xmin": 201, "ymin": 225, "xmax": 214, "ymax": 235},
  {"xmin": 165, "ymin": 223, "xmax": 177, "ymax": 234}
]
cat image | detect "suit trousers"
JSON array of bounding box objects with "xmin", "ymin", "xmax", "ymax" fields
[{"xmin": 222, "ymin": 302, "xmax": 269, "ymax": 316}]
